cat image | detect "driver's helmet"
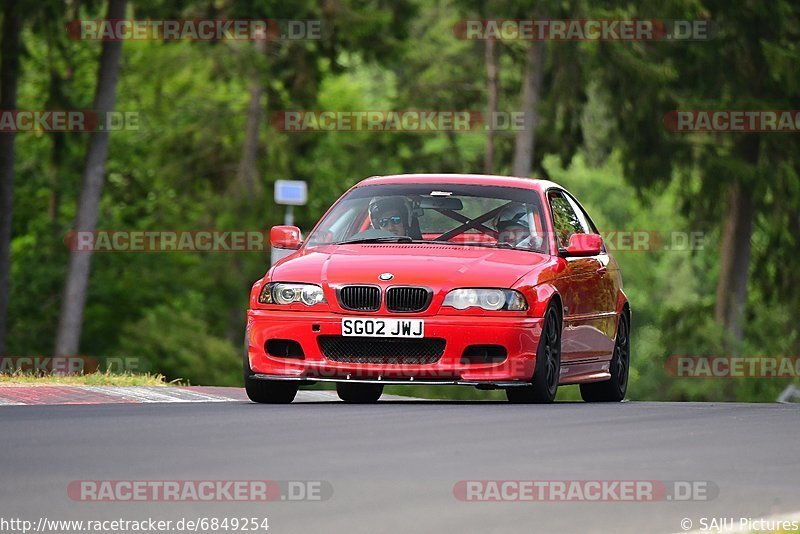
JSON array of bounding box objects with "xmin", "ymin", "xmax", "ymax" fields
[
  {"xmin": 368, "ymin": 196, "xmax": 411, "ymax": 229},
  {"xmin": 495, "ymin": 203, "xmax": 530, "ymax": 232}
]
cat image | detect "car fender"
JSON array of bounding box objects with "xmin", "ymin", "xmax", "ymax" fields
[{"xmin": 527, "ymin": 283, "xmax": 561, "ymax": 318}]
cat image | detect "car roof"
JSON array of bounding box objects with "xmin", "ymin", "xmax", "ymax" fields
[{"xmin": 356, "ymin": 173, "xmax": 561, "ymax": 193}]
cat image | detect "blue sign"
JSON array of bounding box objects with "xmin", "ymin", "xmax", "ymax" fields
[{"xmin": 274, "ymin": 180, "xmax": 307, "ymax": 206}]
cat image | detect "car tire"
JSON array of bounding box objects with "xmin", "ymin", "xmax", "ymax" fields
[
  {"xmin": 580, "ymin": 312, "xmax": 630, "ymax": 403},
  {"xmin": 506, "ymin": 303, "xmax": 562, "ymax": 404},
  {"xmin": 336, "ymin": 383, "xmax": 383, "ymax": 403},
  {"xmin": 245, "ymin": 376, "xmax": 299, "ymax": 404},
  {"xmin": 243, "ymin": 333, "xmax": 298, "ymax": 404}
]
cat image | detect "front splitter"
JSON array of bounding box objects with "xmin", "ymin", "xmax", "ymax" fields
[{"xmin": 251, "ymin": 373, "xmax": 530, "ymax": 388}]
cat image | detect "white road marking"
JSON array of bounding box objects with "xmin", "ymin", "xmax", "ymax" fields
[
  {"xmin": 79, "ymin": 386, "xmax": 235, "ymax": 403},
  {"xmin": 0, "ymin": 386, "xmax": 427, "ymax": 405}
]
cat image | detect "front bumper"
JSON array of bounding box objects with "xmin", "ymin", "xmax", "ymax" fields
[{"xmin": 247, "ymin": 309, "xmax": 543, "ymax": 386}]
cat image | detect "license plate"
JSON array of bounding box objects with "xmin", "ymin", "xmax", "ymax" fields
[{"xmin": 341, "ymin": 318, "xmax": 424, "ymax": 338}]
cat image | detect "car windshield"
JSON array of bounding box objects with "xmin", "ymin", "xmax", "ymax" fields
[{"xmin": 304, "ymin": 183, "xmax": 548, "ymax": 253}]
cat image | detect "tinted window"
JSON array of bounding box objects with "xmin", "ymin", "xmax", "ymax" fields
[
  {"xmin": 549, "ymin": 191, "xmax": 587, "ymax": 249},
  {"xmin": 304, "ymin": 183, "xmax": 548, "ymax": 253}
]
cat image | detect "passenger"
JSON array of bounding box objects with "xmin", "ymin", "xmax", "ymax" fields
[{"xmin": 496, "ymin": 204, "xmax": 532, "ymax": 247}]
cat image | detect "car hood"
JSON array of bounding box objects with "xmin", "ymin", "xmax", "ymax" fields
[{"xmin": 270, "ymin": 243, "xmax": 549, "ymax": 289}]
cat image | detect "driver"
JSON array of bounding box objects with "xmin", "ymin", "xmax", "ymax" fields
[
  {"xmin": 368, "ymin": 197, "xmax": 410, "ymax": 237},
  {"xmin": 496, "ymin": 204, "xmax": 533, "ymax": 247}
]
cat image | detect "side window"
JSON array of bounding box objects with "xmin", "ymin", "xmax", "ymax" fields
[
  {"xmin": 564, "ymin": 193, "xmax": 606, "ymax": 253},
  {"xmin": 548, "ymin": 191, "xmax": 587, "ymax": 249},
  {"xmin": 564, "ymin": 195, "xmax": 594, "ymax": 234}
]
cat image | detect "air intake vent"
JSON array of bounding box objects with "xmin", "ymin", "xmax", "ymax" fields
[
  {"xmin": 386, "ymin": 287, "xmax": 431, "ymax": 313},
  {"xmin": 338, "ymin": 285, "xmax": 381, "ymax": 312},
  {"xmin": 319, "ymin": 336, "xmax": 445, "ymax": 364}
]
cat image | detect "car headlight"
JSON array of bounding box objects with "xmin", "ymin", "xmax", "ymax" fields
[
  {"xmin": 259, "ymin": 283, "xmax": 326, "ymax": 306},
  {"xmin": 442, "ymin": 288, "xmax": 528, "ymax": 311}
]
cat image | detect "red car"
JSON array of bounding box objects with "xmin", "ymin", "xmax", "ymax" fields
[{"xmin": 245, "ymin": 174, "xmax": 630, "ymax": 404}]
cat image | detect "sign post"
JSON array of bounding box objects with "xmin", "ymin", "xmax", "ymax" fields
[{"xmin": 271, "ymin": 180, "xmax": 308, "ymax": 265}]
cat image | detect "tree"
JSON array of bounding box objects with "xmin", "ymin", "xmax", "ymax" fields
[
  {"xmin": 595, "ymin": 0, "xmax": 800, "ymax": 349},
  {"xmin": 235, "ymin": 38, "xmax": 267, "ymax": 198},
  {"xmin": 55, "ymin": 0, "xmax": 127, "ymax": 356},
  {"xmin": 0, "ymin": 0, "xmax": 23, "ymax": 355},
  {"xmin": 484, "ymin": 37, "xmax": 499, "ymax": 173},
  {"xmin": 511, "ymin": 38, "xmax": 545, "ymax": 177}
]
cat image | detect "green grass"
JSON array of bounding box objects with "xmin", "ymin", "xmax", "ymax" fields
[{"xmin": 0, "ymin": 371, "xmax": 177, "ymax": 387}]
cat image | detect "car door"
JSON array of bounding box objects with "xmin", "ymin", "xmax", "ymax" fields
[
  {"xmin": 562, "ymin": 192, "xmax": 618, "ymax": 359},
  {"xmin": 547, "ymin": 190, "xmax": 613, "ymax": 363}
]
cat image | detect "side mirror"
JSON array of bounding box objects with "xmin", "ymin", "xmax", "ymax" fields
[
  {"xmin": 270, "ymin": 225, "xmax": 302, "ymax": 250},
  {"xmin": 563, "ymin": 233, "xmax": 602, "ymax": 257}
]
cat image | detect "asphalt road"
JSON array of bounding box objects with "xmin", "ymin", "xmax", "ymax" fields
[{"xmin": 1, "ymin": 397, "xmax": 798, "ymax": 534}]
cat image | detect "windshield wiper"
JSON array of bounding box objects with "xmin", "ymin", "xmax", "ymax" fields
[
  {"xmin": 340, "ymin": 236, "xmax": 415, "ymax": 244},
  {"xmin": 458, "ymin": 241, "xmax": 514, "ymax": 249},
  {"xmin": 338, "ymin": 237, "xmax": 514, "ymax": 247}
]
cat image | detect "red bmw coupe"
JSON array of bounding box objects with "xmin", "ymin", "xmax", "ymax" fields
[{"xmin": 245, "ymin": 174, "xmax": 630, "ymax": 404}]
